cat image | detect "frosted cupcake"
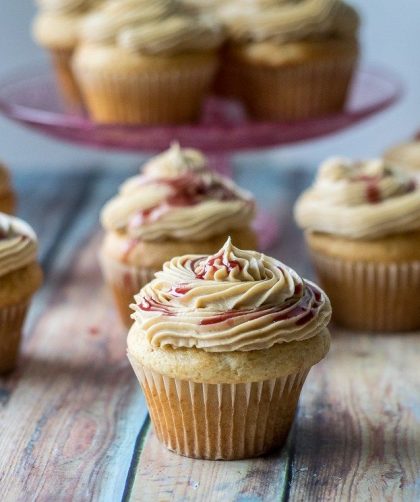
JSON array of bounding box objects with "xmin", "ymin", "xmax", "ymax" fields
[
  {"xmin": 100, "ymin": 144, "xmax": 257, "ymax": 326},
  {"xmin": 295, "ymin": 157, "xmax": 420, "ymax": 332},
  {"xmin": 32, "ymin": 0, "xmax": 100, "ymax": 106},
  {"xmin": 127, "ymin": 238, "xmax": 331, "ymax": 460},
  {"xmin": 0, "ymin": 214, "xmax": 43, "ymax": 373},
  {"xmin": 0, "ymin": 163, "xmax": 16, "ymax": 215},
  {"xmin": 217, "ymin": 0, "xmax": 359, "ymax": 120},
  {"xmin": 384, "ymin": 141, "xmax": 420, "ymax": 175},
  {"xmin": 73, "ymin": 0, "xmax": 224, "ymax": 124}
]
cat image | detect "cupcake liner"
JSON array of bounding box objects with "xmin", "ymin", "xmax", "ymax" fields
[
  {"xmin": 49, "ymin": 48, "xmax": 83, "ymax": 109},
  {"xmin": 100, "ymin": 253, "xmax": 157, "ymax": 327},
  {"xmin": 236, "ymin": 53, "xmax": 357, "ymax": 121},
  {"xmin": 128, "ymin": 354, "xmax": 310, "ymax": 460},
  {"xmin": 0, "ymin": 190, "xmax": 16, "ymax": 215},
  {"xmin": 75, "ymin": 61, "xmax": 217, "ymax": 125},
  {"xmin": 0, "ymin": 301, "xmax": 29, "ymax": 374},
  {"xmin": 310, "ymin": 251, "xmax": 420, "ymax": 332}
]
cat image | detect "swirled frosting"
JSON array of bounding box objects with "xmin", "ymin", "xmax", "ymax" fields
[
  {"xmin": 101, "ymin": 144, "xmax": 255, "ymax": 242},
  {"xmin": 295, "ymin": 157, "xmax": 420, "ymax": 239},
  {"xmin": 385, "ymin": 141, "xmax": 420, "ymax": 173},
  {"xmin": 0, "ymin": 214, "xmax": 39, "ymax": 278},
  {"xmin": 131, "ymin": 238, "xmax": 331, "ymax": 352},
  {"xmin": 81, "ymin": 0, "xmax": 223, "ymax": 55},
  {"xmin": 219, "ymin": 0, "xmax": 359, "ymax": 44},
  {"xmin": 36, "ymin": 0, "xmax": 100, "ymax": 14}
]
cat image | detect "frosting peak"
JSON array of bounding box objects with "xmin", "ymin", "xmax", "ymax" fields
[
  {"xmin": 131, "ymin": 240, "xmax": 331, "ymax": 352},
  {"xmin": 295, "ymin": 157, "xmax": 420, "ymax": 239},
  {"xmin": 194, "ymin": 238, "xmax": 268, "ymax": 282},
  {"xmin": 143, "ymin": 143, "xmax": 206, "ymax": 179},
  {"xmin": 0, "ymin": 214, "xmax": 39, "ymax": 278}
]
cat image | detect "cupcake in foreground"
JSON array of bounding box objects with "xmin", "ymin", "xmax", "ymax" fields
[
  {"xmin": 0, "ymin": 214, "xmax": 43, "ymax": 373},
  {"xmin": 32, "ymin": 0, "xmax": 99, "ymax": 106},
  {"xmin": 217, "ymin": 0, "xmax": 359, "ymax": 120},
  {"xmin": 100, "ymin": 144, "xmax": 257, "ymax": 326},
  {"xmin": 295, "ymin": 157, "xmax": 420, "ymax": 332},
  {"xmin": 127, "ymin": 238, "xmax": 331, "ymax": 460},
  {"xmin": 73, "ymin": 0, "xmax": 224, "ymax": 124},
  {"xmin": 0, "ymin": 163, "xmax": 16, "ymax": 214},
  {"xmin": 384, "ymin": 140, "xmax": 420, "ymax": 174}
]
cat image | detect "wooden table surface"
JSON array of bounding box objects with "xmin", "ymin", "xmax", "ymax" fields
[{"xmin": 0, "ymin": 165, "xmax": 419, "ymax": 502}]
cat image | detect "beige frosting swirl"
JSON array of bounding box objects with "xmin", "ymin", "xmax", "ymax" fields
[
  {"xmin": 385, "ymin": 141, "xmax": 420, "ymax": 173},
  {"xmin": 81, "ymin": 0, "xmax": 223, "ymax": 55},
  {"xmin": 219, "ymin": 0, "xmax": 359, "ymax": 44},
  {"xmin": 295, "ymin": 157, "xmax": 420, "ymax": 239},
  {"xmin": 36, "ymin": 0, "xmax": 99, "ymax": 14},
  {"xmin": 0, "ymin": 214, "xmax": 39, "ymax": 278},
  {"xmin": 101, "ymin": 144, "xmax": 255, "ymax": 242},
  {"xmin": 131, "ymin": 238, "xmax": 331, "ymax": 352}
]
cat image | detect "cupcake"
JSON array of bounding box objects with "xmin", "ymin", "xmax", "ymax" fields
[
  {"xmin": 295, "ymin": 157, "xmax": 420, "ymax": 332},
  {"xmin": 127, "ymin": 238, "xmax": 331, "ymax": 460},
  {"xmin": 384, "ymin": 141, "xmax": 420, "ymax": 175},
  {"xmin": 73, "ymin": 0, "xmax": 224, "ymax": 124},
  {"xmin": 32, "ymin": 0, "xmax": 99, "ymax": 107},
  {"xmin": 100, "ymin": 144, "xmax": 257, "ymax": 327},
  {"xmin": 0, "ymin": 214, "xmax": 43, "ymax": 373},
  {"xmin": 0, "ymin": 163, "xmax": 16, "ymax": 215},
  {"xmin": 217, "ymin": 0, "xmax": 359, "ymax": 120}
]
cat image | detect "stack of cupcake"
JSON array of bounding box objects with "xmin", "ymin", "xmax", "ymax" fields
[
  {"xmin": 100, "ymin": 143, "xmax": 257, "ymax": 326},
  {"xmin": 32, "ymin": 0, "xmax": 360, "ymax": 124}
]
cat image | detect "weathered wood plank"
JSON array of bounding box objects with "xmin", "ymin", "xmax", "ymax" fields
[
  {"xmin": 0, "ymin": 170, "xmax": 149, "ymax": 501},
  {"xmin": 126, "ymin": 423, "xmax": 290, "ymax": 502},
  {"xmin": 289, "ymin": 329, "xmax": 420, "ymax": 502}
]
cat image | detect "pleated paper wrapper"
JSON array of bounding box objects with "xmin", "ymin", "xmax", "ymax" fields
[
  {"xmin": 310, "ymin": 251, "xmax": 420, "ymax": 332},
  {"xmin": 129, "ymin": 353, "xmax": 310, "ymax": 460},
  {"xmin": 0, "ymin": 302, "xmax": 29, "ymax": 374}
]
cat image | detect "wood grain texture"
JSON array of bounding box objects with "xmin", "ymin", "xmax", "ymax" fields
[
  {"xmin": 289, "ymin": 329, "xmax": 420, "ymax": 502},
  {"xmin": 0, "ymin": 169, "xmax": 148, "ymax": 501}
]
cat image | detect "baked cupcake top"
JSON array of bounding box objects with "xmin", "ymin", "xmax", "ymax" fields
[
  {"xmin": 0, "ymin": 213, "xmax": 39, "ymax": 278},
  {"xmin": 219, "ymin": 0, "xmax": 359, "ymax": 44},
  {"xmin": 80, "ymin": 0, "xmax": 224, "ymax": 55},
  {"xmin": 101, "ymin": 144, "xmax": 255, "ymax": 242},
  {"xmin": 131, "ymin": 238, "xmax": 331, "ymax": 352},
  {"xmin": 294, "ymin": 157, "xmax": 420, "ymax": 240},
  {"xmin": 384, "ymin": 141, "xmax": 420, "ymax": 172}
]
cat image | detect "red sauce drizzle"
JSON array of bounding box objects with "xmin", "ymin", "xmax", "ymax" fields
[
  {"xmin": 366, "ymin": 183, "xmax": 381, "ymax": 204},
  {"xmin": 195, "ymin": 253, "xmax": 242, "ymax": 280}
]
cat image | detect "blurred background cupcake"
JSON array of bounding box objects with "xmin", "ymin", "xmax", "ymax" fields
[
  {"xmin": 0, "ymin": 213, "xmax": 43, "ymax": 373},
  {"xmin": 294, "ymin": 157, "xmax": 420, "ymax": 332},
  {"xmin": 216, "ymin": 0, "xmax": 360, "ymax": 120},
  {"xmin": 73, "ymin": 0, "xmax": 224, "ymax": 124},
  {"xmin": 32, "ymin": 0, "xmax": 100, "ymax": 107},
  {"xmin": 384, "ymin": 140, "xmax": 420, "ymax": 175},
  {"xmin": 128, "ymin": 238, "xmax": 331, "ymax": 459},
  {"xmin": 0, "ymin": 163, "xmax": 16, "ymax": 215},
  {"xmin": 100, "ymin": 144, "xmax": 257, "ymax": 326}
]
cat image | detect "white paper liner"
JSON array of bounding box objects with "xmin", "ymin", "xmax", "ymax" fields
[
  {"xmin": 75, "ymin": 62, "xmax": 217, "ymax": 124},
  {"xmin": 128, "ymin": 354, "xmax": 310, "ymax": 460},
  {"xmin": 100, "ymin": 253, "xmax": 157, "ymax": 326},
  {"xmin": 310, "ymin": 251, "xmax": 420, "ymax": 331},
  {"xmin": 0, "ymin": 302, "xmax": 29, "ymax": 373}
]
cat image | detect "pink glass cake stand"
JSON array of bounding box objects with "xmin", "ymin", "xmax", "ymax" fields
[{"xmin": 0, "ymin": 65, "xmax": 402, "ymax": 250}]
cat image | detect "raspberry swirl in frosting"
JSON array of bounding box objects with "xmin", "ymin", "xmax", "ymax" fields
[
  {"xmin": 0, "ymin": 214, "xmax": 39, "ymax": 278},
  {"xmin": 295, "ymin": 157, "xmax": 420, "ymax": 239},
  {"xmin": 101, "ymin": 144, "xmax": 255, "ymax": 242},
  {"xmin": 131, "ymin": 238, "xmax": 331, "ymax": 352},
  {"xmin": 81, "ymin": 0, "xmax": 223, "ymax": 55}
]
